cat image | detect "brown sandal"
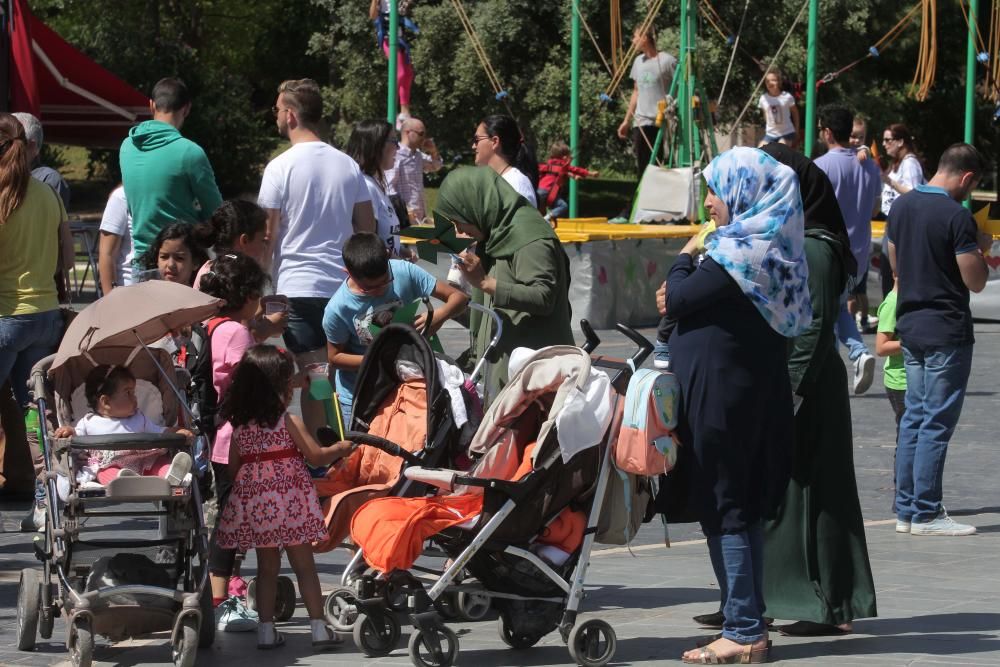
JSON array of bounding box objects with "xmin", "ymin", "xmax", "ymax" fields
[
  {"xmin": 682, "ymin": 642, "xmax": 769, "ymax": 664},
  {"xmin": 696, "ymin": 634, "xmax": 772, "ymax": 649}
]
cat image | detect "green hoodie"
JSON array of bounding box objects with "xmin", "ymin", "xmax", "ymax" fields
[{"xmin": 119, "ymin": 120, "xmax": 222, "ymax": 259}]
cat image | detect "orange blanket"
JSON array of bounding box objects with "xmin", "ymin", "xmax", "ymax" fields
[
  {"xmin": 351, "ymin": 443, "xmax": 587, "ymax": 572},
  {"xmin": 312, "ymin": 379, "xmax": 427, "ymax": 553}
]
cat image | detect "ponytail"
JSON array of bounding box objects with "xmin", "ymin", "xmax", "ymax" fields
[
  {"xmin": 0, "ymin": 114, "xmax": 31, "ymax": 225},
  {"xmin": 482, "ymin": 114, "xmax": 538, "ymax": 190}
]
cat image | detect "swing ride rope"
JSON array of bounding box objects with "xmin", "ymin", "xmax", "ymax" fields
[
  {"xmin": 604, "ymin": 0, "xmax": 667, "ymax": 99},
  {"xmin": 990, "ymin": 0, "xmax": 1000, "ymax": 101},
  {"xmin": 610, "ymin": 0, "xmax": 624, "ymax": 73},
  {"xmin": 816, "ymin": 3, "xmax": 921, "ymax": 89},
  {"xmin": 572, "ymin": 0, "xmax": 615, "ymax": 76},
  {"xmin": 448, "ymin": 0, "xmax": 516, "ymax": 115},
  {"xmin": 699, "ymin": 0, "xmax": 765, "ymax": 69},
  {"xmin": 728, "ymin": 0, "xmax": 809, "ymax": 134},
  {"xmin": 912, "ymin": 0, "xmax": 937, "ymax": 101},
  {"xmin": 957, "ymin": 0, "xmax": 1000, "ymax": 101},
  {"xmin": 715, "ymin": 0, "xmax": 750, "ymax": 110}
]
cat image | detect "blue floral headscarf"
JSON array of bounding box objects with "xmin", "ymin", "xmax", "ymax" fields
[{"xmin": 702, "ymin": 146, "xmax": 812, "ymax": 337}]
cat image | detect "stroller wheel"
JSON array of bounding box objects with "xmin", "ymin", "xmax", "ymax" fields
[
  {"xmin": 408, "ymin": 625, "xmax": 459, "ymax": 667},
  {"xmin": 69, "ymin": 616, "xmax": 94, "ymax": 667},
  {"xmin": 498, "ymin": 612, "xmax": 542, "ymax": 649},
  {"xmin": 567, "ymin": 618, "xmax": 617, "ymax": 667},
  {"xmin": 352, "ymin": 611, "xmax": 401, "ymax": 657},
  {"xmin": 246, "ymin": 575, "xmax": 297, "ymax": 622},
  {"xmin": 171, "ymin": 615, "xmax": 198, "ymax": 667},
  {"xmin": 16, "ymin": 568, "xmax": 41, "ymax": 650},
  {"xmin": 456, "ymin": 591, "xmax": 491, "ymax": 621},
  {"xmin": 275, "ymin": 576, "xmax": 296, "ymax": 622},
  {"xmin": 324, "ymin": 587, "xmax": 361, "ymax": 632}
]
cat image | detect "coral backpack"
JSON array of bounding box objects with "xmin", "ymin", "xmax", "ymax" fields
[{"xmin": 614, "ymin": 368, "xmax": 679, "ymax": 476}]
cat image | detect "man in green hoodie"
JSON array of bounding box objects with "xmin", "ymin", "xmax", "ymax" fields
[{"xmin": 119, "ymin": 77, "xmax": 222, "ymax": 263}]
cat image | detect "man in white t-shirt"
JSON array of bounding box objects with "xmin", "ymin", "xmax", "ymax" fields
[
  {"xmin": 258, "ymin": 78, "xmax": 376, "ymax": 435},
  {"xmin": 97, "ymin": 186, "xmax": 133, "ymax": 295},
  {"xmin": 617, "ymin": 25, "xmax": 677, "ymax": 181}
]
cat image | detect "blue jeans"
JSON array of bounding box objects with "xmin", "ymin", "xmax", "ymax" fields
[
  {"xmin": 895, "ymin": 344, "xmax": 973, "ymax": 523},
  {"xmin": 705, "ymin": 523, "xmax": 766, "ymax": 643},
  {"xmin": 834, "ymin": 295, "xmax": 867, "ymax": 362},
  {"xmin": 0, "ymin": 309, "xmax": 62, "ymax": 407},
  {"xmin": 537, "ymin": 188, "xmax": 568, "ymax": 219}
]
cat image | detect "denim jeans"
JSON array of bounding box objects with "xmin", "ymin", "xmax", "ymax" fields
[
  {"xmin": 834, "ymin": 297, "xmax": 867, "ymax": 362},
  {"xmin": 0, "ymin": 309, "xmax": 62, "ymax": 407},
  {"xmin": 705, "ymin": 522, "xmax": 766, "ymax": 643},
  {"xmin": 895, "ymin": 344, "xmax": 973, "ymax": 523}
]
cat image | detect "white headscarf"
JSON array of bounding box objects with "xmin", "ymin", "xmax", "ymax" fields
[{"xmin": 703, "ymin": 147, "xmax": 812, "ymax": 337}]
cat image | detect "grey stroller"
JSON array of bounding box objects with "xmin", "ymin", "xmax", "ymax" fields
[{"xmin": 14, "ymin": 281, "xmax": 221, "ymax": 667}]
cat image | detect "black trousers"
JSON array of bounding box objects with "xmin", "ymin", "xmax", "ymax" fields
[
  {"xmin": 887, "ymin": 387, "xmax": 906, "ymax": 496},
  {"xmin": 632, "ymin": 125, "xmax": 660, "ymax": 182},
  {"xmin": 208, "ymin": 462, "xmax": 237, "ymax": 577}
]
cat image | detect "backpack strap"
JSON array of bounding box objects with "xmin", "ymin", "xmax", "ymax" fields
[{"xmin": 205, "ymin": 316, "xmax": 234, "ymax": 337}]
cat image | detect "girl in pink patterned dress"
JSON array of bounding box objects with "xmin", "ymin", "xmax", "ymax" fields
[{"xmin": 215, "ymin": 344, "xmax": 355, "ymax": 650}]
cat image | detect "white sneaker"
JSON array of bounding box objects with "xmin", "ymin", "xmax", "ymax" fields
[
  {"xmin": 895, "ymin": 519, "xmax": 911, "ymax": 534},
  {"xmin": 910, "ymin": 511, "xmax": 977, "ymax": 536},
  {"xmin": 165, "ymin": 452, "xmax": 192, "ymax": 486},
  {"xmin": 216, "ymin": 595, "xmax": 258, "ymax": 632},
  {"xmin": 852, "ymin": 353, "xmax": 875, "ymax": 394}
]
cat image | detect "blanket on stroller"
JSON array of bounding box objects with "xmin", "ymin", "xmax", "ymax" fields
[
  {"xmin": 313, "ymin": 378, "xmax": 427, "ymax": 552},
  {"xmin": 351, "ymin": 443, "xmax": 585, "ymax": 572}
]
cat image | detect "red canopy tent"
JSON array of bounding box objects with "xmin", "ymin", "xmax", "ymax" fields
[{"xmin": 6, "ymin": 0, "xmax": 150, "ymax": 147}]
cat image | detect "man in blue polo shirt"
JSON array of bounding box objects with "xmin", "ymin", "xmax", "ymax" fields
[{"xmin": 886, "ymin": 143, "xmax": 991, "ymax": 537}]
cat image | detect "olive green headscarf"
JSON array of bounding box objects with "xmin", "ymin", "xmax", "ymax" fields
[{"xmin": 434, "ymin": 166, "xmax": 557, "ymax": 262}]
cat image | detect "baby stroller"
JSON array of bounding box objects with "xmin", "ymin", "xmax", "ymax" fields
[
  {"xmin": 14, "ymin": 282, "xmax": 221, "ymax": 667},
  {"xmin": 344, "ymin": 325, "xmax": 652, "ymax": 667}
]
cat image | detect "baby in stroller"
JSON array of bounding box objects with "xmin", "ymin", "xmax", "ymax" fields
[{"xmin": 54, "ymin": 364, "xmax": 194, "ymax": 485}]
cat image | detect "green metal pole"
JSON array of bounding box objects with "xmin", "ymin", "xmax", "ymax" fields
[
  {"xmin": 965, "ymin": 0, "xmax": 979, "ymax": 207},
  {"xmin": 387, "ymin": 0, "xmax": 399, "ymax": 123},
  {"xmin": 678, "ymin": 0, "xmax": 689, "ymax": 167},
  {"xmin": 687, "ymin": 0, "xmax": 701, "ymax": 166},
  {"xmin": 803, "ymin": 0, "xmax": 818, "ymax": 156},
  {"xmin": 570, "ymin": 1, "xmax": 581, "ymax": 218}
]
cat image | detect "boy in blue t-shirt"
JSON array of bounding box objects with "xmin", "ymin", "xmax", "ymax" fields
[{"xmin": 321, "ymin": 232, "xmax": 469, "ymax": 422}]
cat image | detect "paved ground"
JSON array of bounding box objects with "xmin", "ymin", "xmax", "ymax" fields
[{"xmin": 2, "ymin": 323, "xmax": 1000, "ymax": 666}]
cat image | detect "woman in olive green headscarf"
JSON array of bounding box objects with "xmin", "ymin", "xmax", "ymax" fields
[{"xmin": 436, "ymin": 166, "xmax": 573, "ymax": 402}]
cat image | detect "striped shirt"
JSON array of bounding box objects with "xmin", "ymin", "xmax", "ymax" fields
[{"xmin": 386, "ymin": 145, "xmax": 442, "ymax": 223}]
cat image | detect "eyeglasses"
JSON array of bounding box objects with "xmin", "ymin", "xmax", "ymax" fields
[
  {"xmin": 272, "ymin": 106, "xmax": 291, "ymax": 117},
  {"xmin": 472, "ymin": 135, "xmax": 490, "ymax": 145},
  {"xmin": 352, "ymin": 264, "xmax": 395, "ymax": 294},
  {"xmin": 882, "ymin": 136, "xmax": 897, "ymax": 143}
]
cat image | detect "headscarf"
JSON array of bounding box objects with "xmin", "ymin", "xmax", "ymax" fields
[
  {"xmin": 760, "ymin": 142, "xmax": 857, "ymax": 278},
  {"xmin": 703, "ymin": 146, "xmax": 812, "ymax": 337},
  {"xmin": 434, "ymin": 166, "xmax": 557, "ymax": 263}
]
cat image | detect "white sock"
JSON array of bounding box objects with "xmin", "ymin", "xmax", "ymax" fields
[
  {"xmin": 310, "ymin": 619, "xmax": 329, "ymax": 640},
  {"xmin": 259, "ymin": 621, "xmax": 275, "ymax": 643}
]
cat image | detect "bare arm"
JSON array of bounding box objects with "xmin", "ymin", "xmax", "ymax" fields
[
  {"xmin": 957, "ymin": 250, "xmax": 989, "ymax": 293},
  {"xmin": 414, "ymin": 280, "xmax": 470, "ymax": 334},
  {"xmin": 887, "ymin": 241, "xmax": 897, "ymax": 275},
  {"xmin": 369, "ymin": 0, "xmax": 379, "ymax": 19},
  {"xmin": 617, "ymin": 85, "xmax": 639, "ymax": 139},
  {"xmin": 875, "ymin": 331, "xmax": 902, "ymax": 357},
  {"xmin": 98, "ymin": 231, "xmax": 122, "ymax": 295},
  {"xmin": 352, "ymin": 201, "xmax": 376, "ymax": 233},
  {"xmin": 327, "ymin": 341, "xmax": 364, "ymax": 372},
  {"xmin": 286, "ymin": 413, "xmax": 354, "ymax": 467},
  {"xmin": 264, "ymin": 208, "xmax": 281, "ymax": 272}
]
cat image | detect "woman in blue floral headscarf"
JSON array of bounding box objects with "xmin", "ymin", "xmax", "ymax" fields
[{"xmin": 665, "ymin": 147, "xmax": 811, "ymax": 664}]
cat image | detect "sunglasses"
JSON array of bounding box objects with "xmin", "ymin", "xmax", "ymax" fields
[{"xmin": 351, "ymin": 263, "xmax": 395, "ymax": 294}]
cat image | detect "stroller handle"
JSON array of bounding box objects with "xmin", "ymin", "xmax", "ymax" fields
[
  {"xmin": 579, "ymin": 319, "xmax": 601, "ymax": 354},
  {"xmin": 616, "ymin": 323, "xmax": 654, "ymax": 367},
  {"xmin": 343, "ymin": 430, "xmax": 422, "ymax": 466}
]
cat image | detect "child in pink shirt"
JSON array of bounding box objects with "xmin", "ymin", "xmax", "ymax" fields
[{"xmin": 197, "ymin": 252, "xmax": 270, "ymax": 630}]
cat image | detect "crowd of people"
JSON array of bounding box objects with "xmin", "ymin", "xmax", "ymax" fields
[{"xmin": 0, "ymin": 32, "xmax": 994, "ymax": 661}]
